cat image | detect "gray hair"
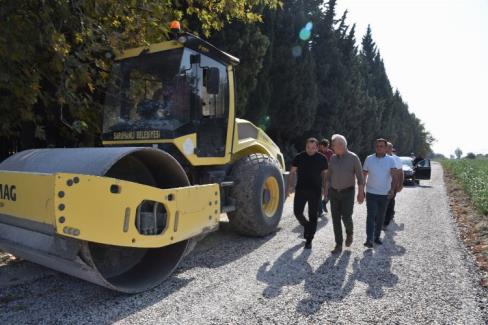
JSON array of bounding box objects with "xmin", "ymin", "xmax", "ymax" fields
[
  {"xmin": 387, "ymin": 142, "xmax": 393, "ymax": 148},
  {"xmin": 331, "ymin": 134, "xmax": 347, "ymax": 147}
]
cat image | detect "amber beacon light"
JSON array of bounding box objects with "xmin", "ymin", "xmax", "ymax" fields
[{"xmin": 170, "ymin": 20, "xmax": 181, "ymax": 32}]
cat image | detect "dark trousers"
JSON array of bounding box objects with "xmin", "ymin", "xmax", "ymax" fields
[
  {"xmin": 294, "ymin": 188, "xmax": 321, "ymax": 240},
  {"xmin": 365, "ymin": 192, "xmax": 389, "ymax": 242},
  {"xmin": 384, "ymin": 195, "xmax": 396, "ymax": 226},
  {"xmin": 330, "ymin": 187, "xmax": 355, "ymax": 245}
]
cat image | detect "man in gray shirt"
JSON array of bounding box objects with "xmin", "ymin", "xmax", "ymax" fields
[{"xmin": 324, "ymin": 134, "xmax": 365, "ymax": 254}]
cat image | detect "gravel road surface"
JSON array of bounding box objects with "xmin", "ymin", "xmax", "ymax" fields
[{"xmin": 1, "ymin": 162, "xmax": 487, "ymax": 324}]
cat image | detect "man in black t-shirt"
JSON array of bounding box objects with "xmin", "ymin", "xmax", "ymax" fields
[{"xmin": 286, "ymin": 138, "xmax": 328, "ymax": 249}]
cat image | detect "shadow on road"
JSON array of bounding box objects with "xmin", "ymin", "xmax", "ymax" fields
[
  {"xmin": 293, "ymin": 221, "xmax": 407, "ymax": 316},
  {"xmin": 350, "ymin": 221, "xmax": 406, "ymax": 300},
  {"xmin": 256, "ymin": 244, "xmax": 312, "ymax": 298},
  {"xmin": 0, "ymin": 219, "xmax": 275, "ymax": 324},
  {"xmin": 297, "ymin": 250, "xmax": 355, "ymax": 315},
  {"xmin": 0, "ymin": 264, "xmax": 194, "ymax": 324}
]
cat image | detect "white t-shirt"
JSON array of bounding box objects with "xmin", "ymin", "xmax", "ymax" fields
[
  {"xmin": 391, "ymin": 154, "xmax": 403, "ymax": 169},
  {"xmin": 363, "ymin": 154, "xmax": 396, "ymax": 195}
]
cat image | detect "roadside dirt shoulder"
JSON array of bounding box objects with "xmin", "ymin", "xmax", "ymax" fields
[{"xmin": 443, "ymin": 169, "xmax": 488, "ymax": 287}]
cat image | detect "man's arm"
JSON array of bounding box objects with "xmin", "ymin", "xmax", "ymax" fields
[
  {"xmin": 362, "ymin": 157, "xmax": 369, "ymax": 184},
  {"xmin": 286, "ymin": 166, "xmax": 297, "ymax": 198},
  {"xmin": 396, "ymin": 168, "xmax": 404, "ymax": 192},
  {"xmin": 357, "ymin": 184, "xmax": 365, "ymax": 203},
  {"xmin": 362, "ymin": 171, "xmax": 369, "ymax": 202},
  {"xmin": 362, "ymin": 171, "xmax": 368, "ymax": 184},
  {"xmin": 354, "ymin": 156, "xmax": 365, "ymax": 203},
  {"xmin": 389, "ymin": 168, "xmax": 398, "ymax": 198},
  {"xmin": 322, "ymin": 169, "xmax": 328, "ymax": 199}
]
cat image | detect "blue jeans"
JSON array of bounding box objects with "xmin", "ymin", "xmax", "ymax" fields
[{"xmin": 366, "ymin": 192, "xmax": 389, "ymax": 242}]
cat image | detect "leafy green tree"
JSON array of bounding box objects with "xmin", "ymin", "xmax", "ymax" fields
[
  {"xmin": 0, "ymin": 0, "xmax": 435, "ymax": 164},
  {"xmin": 0, "ymin": 0, "xmax": 280, "ymax": 150},
  {"xmin": 266, "ymin": 0, "xmax": 319, "ymax": 149},
  {"xmin": 210, "ymin": 23, "xmax": 270, "ymax": 117},
  {"xmin": 244, "ymin": 0, "xmax": 319, "ymax": 158},
  {"xmin": 455, "ymin": 148, "xmax": 463, "ymax": 159}
]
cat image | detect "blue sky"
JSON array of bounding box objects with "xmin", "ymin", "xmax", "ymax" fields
[{"xmin": 336, "ymin": 0, "xmax": 488, "ymax": 157}]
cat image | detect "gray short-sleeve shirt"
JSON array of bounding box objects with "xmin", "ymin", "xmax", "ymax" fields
[{"xmin": 327, "ymin": 151, "xmax": 364, "ymax": 190}]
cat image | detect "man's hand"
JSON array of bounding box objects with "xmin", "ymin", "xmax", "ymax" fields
[
  {"xmin": 357, "ymin": 190, "xmax": 365, "ymax": 204},
  {"xmin": 323, "ymin": 187, "xmax": 328, "ymax": 200},
  {"xmin": 357, "ymin": 184, "xmax": 365, "ymax": 204}
]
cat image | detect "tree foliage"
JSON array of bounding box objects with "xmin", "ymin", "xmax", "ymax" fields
[
  {"xmin": 0, "ymin": 0, "xmax": 279, "ymax": 150},
  {"xmin": 242, "ymin": 0, "xmax": 433, "ymax": 161},
  {"xmin": 455, "ymin": 148, "xmax": 463, "ymax": 159},
  {"xmin": 0, "ymin": 0, "xmax": 433, "ymax": 162}
]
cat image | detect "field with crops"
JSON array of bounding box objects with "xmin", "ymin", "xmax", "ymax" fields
[{"xmin": 442, "ymin": 159, "xmax": 488, "ymax": 216}]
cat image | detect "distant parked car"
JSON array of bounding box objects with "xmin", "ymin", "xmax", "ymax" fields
[
  {"xmin": 400, "ymin": 157, "xmax": 415, "ymax": 184},
  {"xmin": 400, "ymin": 156, "xmax": 432, "ymax": 185}
]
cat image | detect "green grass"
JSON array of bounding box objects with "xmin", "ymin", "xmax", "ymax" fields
[{"xmin": 442, "ymin": 159, "xmax": 488, "ymax": 216}]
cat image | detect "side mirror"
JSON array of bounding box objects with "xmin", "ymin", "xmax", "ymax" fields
[{"xmin": 205, "ymin": 67, "xmax": 220, "ymax": 95}]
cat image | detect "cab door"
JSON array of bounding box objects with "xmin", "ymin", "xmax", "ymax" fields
[
  {"xmin": 415, "ymin": 159, "xmax": 431, "ymax": 180},
  {"xmin": 184, "ymin": 51, "xmax": 229, "ymax": 158}
]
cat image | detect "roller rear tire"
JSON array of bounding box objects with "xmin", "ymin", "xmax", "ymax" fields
[{"xmin": 227, "ymin": 154, "xmax": 284, "ymax": 237}]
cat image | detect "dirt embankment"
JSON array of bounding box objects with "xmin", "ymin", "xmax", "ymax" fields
[{"xmin": 444, "ymin": 169, "xmax": 488, "ymax": 287}]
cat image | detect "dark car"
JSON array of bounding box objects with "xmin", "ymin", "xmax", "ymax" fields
[{"xmin": 400, "ymin": 156, "xmax": 431, "ymax": 185}]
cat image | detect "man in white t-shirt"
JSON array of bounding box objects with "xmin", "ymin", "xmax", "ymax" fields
[
  {"xmin": 384, "ymin": 142, "xmax": 404, "ymax": 228},
  {"xmin": 362, "ymin": 138, "xmax": 398, "ymax": 248}
]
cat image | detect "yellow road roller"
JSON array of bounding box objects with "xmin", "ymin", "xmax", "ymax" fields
[{"xmin": 0, "ymin": 31, "xmax": 286, "ymax": 293}]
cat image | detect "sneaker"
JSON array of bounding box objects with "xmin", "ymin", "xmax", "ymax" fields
[
  {"xmin": 363, "ymin": 241, "xmax": 373, "ymax": 249},
  {"xmin": 305, "ymin": 240, "xmax": 312, "ymax": 249},
  {"xmin": 345, "ymin": 235, "xmax": 353, "ymax": 247},
  {"xmin": 331, "ymin": 245, "xmax": 342, "ymax": 254},
  {"xmin": 374, "ymin": 238, "xmax": 383, "ymax": 245}
]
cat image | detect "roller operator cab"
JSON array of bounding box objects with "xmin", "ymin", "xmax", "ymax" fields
[
  {"xmin": 0, "ymin": 32, "xmax": 286, "ymax": 293},
  {"xmin": 102, "ymin": 33, "xmax": 285, "ymax": 165}
]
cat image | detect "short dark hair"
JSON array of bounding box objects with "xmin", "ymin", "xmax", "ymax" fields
[
  {"xmin": 319, "ymin": 139, "xmax": 329, "ymax": 147},
  {"xmin": 306, "ymin": 137, "xmax": 318, "ymax": 145},
  {"xmin": 375, "ymin": 138, "xmax": 388, "ymax": 146}
]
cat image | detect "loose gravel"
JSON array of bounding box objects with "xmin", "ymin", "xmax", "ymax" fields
[{"xmin": 0, "ymin": 162, "xmax": 486, "ymax": 324}]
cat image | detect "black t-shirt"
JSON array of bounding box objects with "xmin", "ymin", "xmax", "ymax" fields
[{"xmin": 292, "ymin": 152, "xmax": 328, "ymax": 190}]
